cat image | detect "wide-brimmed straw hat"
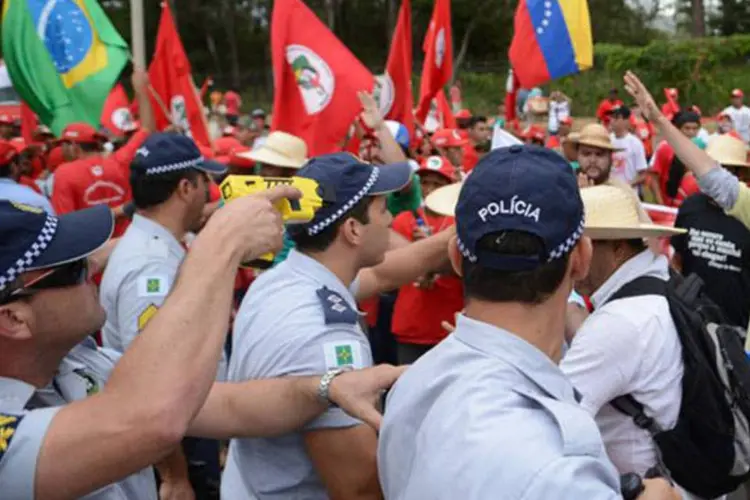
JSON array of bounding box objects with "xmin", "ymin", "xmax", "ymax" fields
[
  {"xmin": 425, "ymin": 181, "xmax": 463, "ymax": 216},
  {"xmin": 582, "ymin": 185, "xmax": 685, "ymax": 240},
  {"xmin": 239, "ymin": 131, "xmax": 308, "ymax": 169},
  {"xmin": 706, "ymin": 134, "xmax": 749, "ymax": 168},
  {"xmin": 572, "ymin": 124, "xmax": 623, "ymax": 152}
]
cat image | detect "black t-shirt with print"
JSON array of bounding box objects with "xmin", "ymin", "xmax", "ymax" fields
[{"xmin": 672, "ymin": 193, "xmax": 750, "ymax": 328}]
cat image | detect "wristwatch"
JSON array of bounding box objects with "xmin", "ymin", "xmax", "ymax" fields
[{"xmin": 317, "ymin": 367, "xmax": 351, "ymax": 405}]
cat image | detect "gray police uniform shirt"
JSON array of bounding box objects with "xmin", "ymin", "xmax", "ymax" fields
[
  {"xmin": 378, "ymin": 315, "xmax": 622, "ymax": 500},
  {"xmin": 222, "ymin": 249, "xmax": 372, "ymax": 500},
  {"xmin": 99, "ymin": 214, "xmax": 226, "ymax": 379},
  {"xmin": 0, "ymin": 338, "xmax": 157, "ymax": 499}
]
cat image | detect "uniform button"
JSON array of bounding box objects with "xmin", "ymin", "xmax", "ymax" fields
[{"xmin": 509, "ymin": 145, "xmax": 523, "ymax": 153}]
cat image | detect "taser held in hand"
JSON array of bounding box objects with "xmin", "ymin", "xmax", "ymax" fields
[{"xmin": 220, "ymin": 175, "xmax": 327, "ymax": 268}]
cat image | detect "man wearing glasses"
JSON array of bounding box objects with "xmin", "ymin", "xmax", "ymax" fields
[{"xmin": 0, "ymin": 197, "xmax": 403, "ymax": 499}]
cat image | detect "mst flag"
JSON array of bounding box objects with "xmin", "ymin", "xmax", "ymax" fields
[
  {"xmin": 377, "ymin": 0, "xmax": 414, "ymax": 140},
  {"xmin": 149, "ymin": 2, "xmax": 211, "ymax": 147},
  {"xmin": 416, "ymin": 0, "xmax": 453, "ymax": 124},
  {"xmin": 101, "ymin": 84, "xmax": 135, "ymax": 136},
  {"xmin": 2, "ymin": 0, "xmax": 129, "ymax": 134},
  {"xmin": 271, "ymin": 0, "xmax": 374, "ymax": 156}
]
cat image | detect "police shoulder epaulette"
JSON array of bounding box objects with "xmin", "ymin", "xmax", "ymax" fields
[
  {"xmin": 0, "ymin": 413, "xmax": 23, "ymax": 462},
  {"xmin": 316, "ymin": 287, "xmax": 358, "ymax": 325}
]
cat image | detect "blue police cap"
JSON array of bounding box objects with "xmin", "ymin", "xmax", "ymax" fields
[
  {"xmin": 456, "ymin": 145, "xmax": 584, "ymax": 271},
  {"xmin": 131, "ymin": 132, "xmax": 227, "ymax": 176},
  {"xmin": 0, "ymin": 201, "xmax": 113, "ymax": 292},
  {"xmin": 292, "ymin": 153, "xmax": 412, "ymax": 236}
]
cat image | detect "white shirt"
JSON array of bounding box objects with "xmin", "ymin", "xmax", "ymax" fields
[
  {"xmin": 561, "ymin": 250, "xmax": 684, "ymax": 476},
  {"xmin": 610, "ymin": 133, "xmax": 648, "ymax": 186},
  {"xmin": 379, "ymin": 315, "xmax": 621, "ymax": 500},
  {"xmin": 723, "ymin": 105, "xmax": 750, "ymax": 143},
  {"xmin": 548, "ymin": 100, "xmax": 570, "ymax": 133}
]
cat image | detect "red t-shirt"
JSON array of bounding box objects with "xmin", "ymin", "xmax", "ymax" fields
[
  {"xmin": 462, "ymin": 142, "xmax": 480, "ymax": 173},
  {"xmin": 390, "ymin": 209, "xmax": 463, "ymax": 345},
  {"xmin": 546, "ymin": 135, "xmax": 561, "ymax": 151},
  {"xmin": 224, "ymin": 91, "xmax": 242, "ymax": 116},
  {"xmin": 596, "ymin": 99, "xmax": 623, "ymax": 126},
  {"xmin": 650, "ymin": 140, "xmax": 699, "ymax": 208}
]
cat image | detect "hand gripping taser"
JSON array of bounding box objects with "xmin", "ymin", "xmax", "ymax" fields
[{"xmin": 219, "ymin": 175, "xmax": 329, "ymax": 269}]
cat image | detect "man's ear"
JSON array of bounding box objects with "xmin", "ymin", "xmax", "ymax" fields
[
  {"xmin": 448, "ymin": 235, "xmax": 464, "ymax": 277},
  {"xmin": 340, "ymin": 218, "xmax": 364, "ymax": 247},
  {"xmin": 570, "ymin": 236, "xmax": 592, "ymax": 282},
  {"xmin": 0, "ymin": 302, "xmax": 33, "ymax": 341}
]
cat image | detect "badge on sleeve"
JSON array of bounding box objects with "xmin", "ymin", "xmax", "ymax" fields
[
  {"xmin": 0, "ymin": 413, "xmax": 23, "ymax": 461},
  {"xmin": 316, "ymin": 287, "xmax": 358, "ymax": 325},
  {"xmin": 137, "ymin": 276, "xmax": 168, "ymax": 297},
  {"xmin": 324, "ymin": 342, "xmax": 362, "ymax": 369},
  {"xmin": 138, "ymin": 304, "xmax": 159, "ymax": 331}
]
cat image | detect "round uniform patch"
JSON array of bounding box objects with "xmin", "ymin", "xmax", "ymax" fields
[{"xmin": 286, "ymin": 44, "xmax": 335, "ymax": 116}]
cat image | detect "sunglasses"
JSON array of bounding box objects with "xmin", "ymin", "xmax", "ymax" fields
[{"xmin": 0, "ymin": 259, "xmax": 89, "ymax": 305}]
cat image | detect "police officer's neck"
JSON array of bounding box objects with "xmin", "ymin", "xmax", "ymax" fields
[
  {"xmin": 137, "ymin": 205, "xmax": 189, "ymax": 242},
  {"xmin": 301, "ymin": 248, "xmax": 359, "ymax": 287},
  {"xmin": 0, "ymin": 341, "xmax": 73, "ymax": 389},
  {"xmin": 463, "ymin": 291, "xmax": 569, "ymax": 362}
]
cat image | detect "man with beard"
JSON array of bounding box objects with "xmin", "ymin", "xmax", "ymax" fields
[{"xmin": 99, "ymin": 132, "xmax": 229, "ymax": 498}]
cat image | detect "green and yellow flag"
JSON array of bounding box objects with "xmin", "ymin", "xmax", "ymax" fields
[{"xmin": 1, "ymin": 0, "xmax": 129, "ymax": 134}]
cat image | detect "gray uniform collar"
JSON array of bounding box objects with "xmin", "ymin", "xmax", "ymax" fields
[
  {"xmin": 285, "ymin": 249, "xmax": 354, "ymax": 302},
  {"xmin": 453, "ymin": 315, "xmax": 578, "ymax": 403},
  {"xmin": 131, "ymin": 214, "xmax": 186, "ymax": 256}
]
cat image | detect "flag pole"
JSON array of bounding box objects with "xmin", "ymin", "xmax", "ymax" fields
[{"xmin": 130, "ymin": 0, "xmax": 147, "ymax": 69}]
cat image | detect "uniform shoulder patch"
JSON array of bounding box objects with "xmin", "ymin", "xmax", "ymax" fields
[
  {"xmin": 316, "ymin": 287, "xmax": 357, "ymax": 325},
  {"xmin": 0, "ymin": 413, "xmax": 23, "ymax": 461},
  {"xmin": 137, "ymin": 275, "xmax": 168, "ymax": 297},
  {"xmin": 137, "ymin": 304, "xmax": 160, "ymax": 331}
]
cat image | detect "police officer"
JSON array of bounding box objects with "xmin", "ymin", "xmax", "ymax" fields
[
  {"xmin": 0, "ymin": 190, "xmax": 403, "ymax": 499},
  {"xmin": 223, "ymin": 153, "xmax": 457, "ymax": 499},
  {"xmin": 377, "ymin": 146, "xmax": 680, "ymax": 500},
  {"xmin": 99, "ymin": 132, "xmax": 230, "ymax": 497}
]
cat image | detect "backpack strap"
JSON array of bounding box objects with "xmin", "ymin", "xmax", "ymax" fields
[
  {"xmin": 606, "ymin": 276, "xmax": 668, "ymax": 304},
  {"xmin": 610, "ymin": 395, "xmax": 664, "ymax": 435}
]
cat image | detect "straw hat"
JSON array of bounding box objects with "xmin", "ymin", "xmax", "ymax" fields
[
  {"xmin": 582, "ymin": 185, "xmax": 685, "ymax": 239},
  {"xmin": 572, "ymin": 124, "xmax": 622, "ymax": 152},
  {"xmin": 239, "ymin": 131, "xmax": 308, "ymax": 169},
  {"xmin": 424, "ymin": 181, "xmax": 463, "ymax": 216},
  {"xmin": 706, "ymin": 134, "xmax": 749, "ymax": 168}
]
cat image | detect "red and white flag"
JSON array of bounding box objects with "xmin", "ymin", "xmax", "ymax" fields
[
  {"xmin": 378, "ymin": 0, "xmax": 414, "ymax": 140},
  {"xmin": 271, "ymin": 0, "xmax": 374, "ymax": 156},
  {"xmin": 101, "ymin": 84, "xmax": 135, "ymax": 136},
  {"xmin": 415, "ymin": 0, "xmax": 453, "ymax": 124},
  {"xmin": 148, "ymin": 3, "xmax": 211, "ymax": 147}
]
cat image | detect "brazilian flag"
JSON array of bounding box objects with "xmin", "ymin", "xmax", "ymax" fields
[{"xmin": 2, "ymin": 0, "xmax": 129, "ymax": 134}]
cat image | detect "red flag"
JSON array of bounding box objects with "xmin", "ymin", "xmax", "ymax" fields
[
  {"xmin": 20, "ymin": 102, "xmax": 37, "ymax": 145},
  {"xmin": 662, "ymin": 88, "xmax": 680, "ymax": 120},
  {"xmin": 504, "ymin": 69, "xmax": 519, "ymax": 123},
  {"xmin": 271, "ymin": 0, "xmax": 374, "ymax": 156},
  {"xmin": 379, "ymin": 0, "xmax": 414, "ymax": 140},
  {"xmin": 199, "ymin": 77, "xmax": 213, "ymax": 101},
  {"xmin": 416, "ymin": 0, "xmax": 453, "ymax": 124},
  {"xmin": 100, "ymin": 84, "xmax": 135, "ymax": 136},
  {"xmin": 436, "ymin": 91, "xmax": 456, "ymax": 129},
  {"xmin": 148, "ymin": 3, "xmax": 211, "ymax": 147}
]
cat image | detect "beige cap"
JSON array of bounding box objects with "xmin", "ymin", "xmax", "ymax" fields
[
  {"xmin": 572, "ymin": 124, "xmax": 623, "ymax": 152},
  {"xmin": 582, "ymin": 185, "xmax": 685, "ymax": 240},
  {"xmin": 706, "ymin": 134, "xmax": 749, "ymax": 168},
  {"xmin": 239, "ymin": 131, "xmax": 308, "ymax": 169}
]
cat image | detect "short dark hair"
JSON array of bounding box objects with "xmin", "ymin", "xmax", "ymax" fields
[
  {"xmin": 80, "ymin": 142, "xmax": 103, "ymax": 154},
  {"xmin": 468, "ymin": 116, "xmax": 488, "ymax": 128},
  {"xmin": 462, "ymin": 231, "xmax": 570, "ymax": 304},
  {"xmin": 0, "ymin": 156, "xmax": 18, "ymax": 178},
  {"xmin": 130, "ymin": 168, "xmax": 203, "ymax": 209},
  {"xmin": 291, "ymin": 197, "xmax": 372, "ymax": 253}
]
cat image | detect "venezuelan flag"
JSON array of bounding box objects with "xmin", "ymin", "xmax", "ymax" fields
[
  {"xmin": 509, "ymin": 0, "xmax": 593, "ymax": 88},
  {"xmin": 2, "ymin": 0, "xmax": 129, "ymax": 134}
]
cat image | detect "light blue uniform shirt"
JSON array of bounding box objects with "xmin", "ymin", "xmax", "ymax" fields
[
  {"xmin": 378, "ymin": 315, "xmax": 622, "ymax": 500},
  {"xmin": 0, "ymin": 178, "xmax": 55, "ymax": 214},
  {"xmin": 0, "ymin": 338, "xmax": 157, "ymax": 499},
  {"xmin": 222, "ymin": 249, "xmax": 372, "ymax": 500},
  {"xmin": 99, "ymin": 214, "xmax": 226, "ymax": 379}
]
